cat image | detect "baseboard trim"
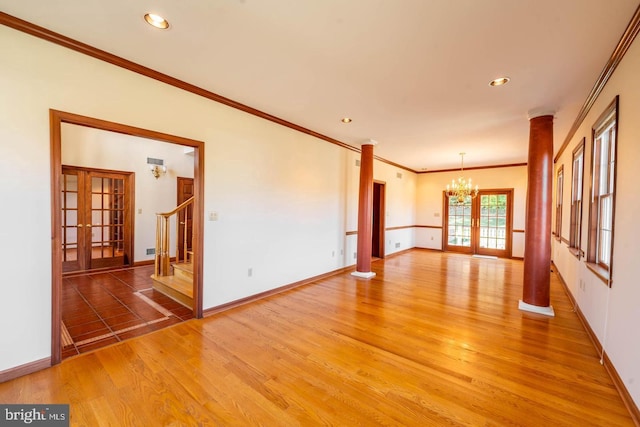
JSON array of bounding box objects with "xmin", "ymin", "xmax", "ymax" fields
[
  {"xmin": 203, "ymin": 265, "xmax": 355, "ymax": 317},
  {"xmin": 553, "ymin": 263, "xmax": 640, "ymax": 425},
  {"xmin": 0, "ymin": 357, "xmax": 50, "ymax": 384},
  {"xmin": 132, "ymin": 259, "xmax": 155, "ymax": 267}
]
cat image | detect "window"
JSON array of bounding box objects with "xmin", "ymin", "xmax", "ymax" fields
[
  {"xmin": 569, "ymin": 140, "xmax": 585, "ymax": 256},
  {"xmin": 587, "ymin": 96, "xmax": 618, "ymax": 283},
  {"xmin": 555, "ymin": 165, "xmax": 563, "ymax": 240}
]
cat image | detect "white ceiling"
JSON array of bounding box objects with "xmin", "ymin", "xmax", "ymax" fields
[{"xmin": 1, "ymin": 0, "xmax": 638, "ymax": 171}]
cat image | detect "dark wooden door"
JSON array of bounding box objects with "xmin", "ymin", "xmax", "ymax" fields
[
  {"xmin": 177, "ymin": 177, "xmax": 194, "ymax": 261},
  {"xmin": 372, "ymin": 181, "xmax": 385, "ymax": 258},
  {"xmin": 61, "ymin": 166, "xmax": 132, "ymax": 272}
]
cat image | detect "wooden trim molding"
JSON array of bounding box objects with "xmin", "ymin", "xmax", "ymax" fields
[
  {"xmin": 553, "ymin": 265, "xmax": 640, "ymax": 424},
  {"xmin": 555, "ymin": 4, "xmax": 640, "ymax": 162},
  {"xmin": 204, "ymin": 265, "xmax": 355, "ymax": 317},
  {"xmin": 50, "ymin": 109, "xmax": 206, "ymax": 364},
  {"xmin": 0, "ymin": 358, "xmax": 50, "ymax": 384},
  {"xmin": 386, "ymin": 225, "xmax": 414, "ymax": 231},
  {"xmin": 347, "ymin": 225, "xmax": 444, "ymax": 235},
  {"xmin": 0, "ymin": 12, "xmax": 418, "ymax": 174},
  {"xmin": 419, "ymin": 162, "xmax": 527, "ymax": 174}
]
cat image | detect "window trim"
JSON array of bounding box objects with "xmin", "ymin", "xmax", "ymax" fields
[
  {"xmin": 568, "ymin": 139, "xmax": 585, "ymax": 258},
  {"xmin": 555, "ymin": 165, "xmax": 564, "ymax": 241},
  {"xmin": 586, "ymin": 96, "xmax": 619, "ymax": 286}
]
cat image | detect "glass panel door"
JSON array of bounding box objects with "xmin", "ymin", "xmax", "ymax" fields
[
  {"xmin": 444, "ymin": 195, "xmax": 473, "ymax": 253},
  {"xmin": 61, "ymin": 166, "xmax": 131, "ymax": 272},
  {"xmin": 89, "ymin": 174, "xmax": 126, "ymax": 269},
  {"xmin": 476, "ymin": 192, "xmax": 510, "ymax": 257},
  {"xmin": 444, "ymin": 189, "xmax": 512, "ymax": 258}
]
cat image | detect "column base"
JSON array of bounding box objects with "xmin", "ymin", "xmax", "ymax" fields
[
  {"xmin": 518, "ymin": 300, "xmax": 555, "ymax": 317},
  {"xmin": 351, "ymin": 271, "xmax": 376, "ymax": 279}
]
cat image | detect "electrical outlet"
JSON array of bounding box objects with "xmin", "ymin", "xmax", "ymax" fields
[
  {"xmin": 209, "ymin": 211, "xmax": 218, "ymax": 221},
  {"xmin": 395, "ymin": 242, "xmax": 400, "ymax": 248},
  {"xmin": 248, "ymin": 268, "xmax": 252, "ymax": 277},
  {"xmin": 332, "ymin": 250, "xmax": 335, "ymax": 257},
  {"xmin": 353, "ymin": 252, "xmax": 357, "ymax": 259}
]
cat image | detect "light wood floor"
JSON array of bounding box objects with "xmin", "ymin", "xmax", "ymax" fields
[{"xmin": 0, "ymin": 250, "xmax": 634, "ymax": 426}]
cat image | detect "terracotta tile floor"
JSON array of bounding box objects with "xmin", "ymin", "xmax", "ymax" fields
[{"xmin": 61, "ymin": 264, "xmax": 193, "ymax": 359}]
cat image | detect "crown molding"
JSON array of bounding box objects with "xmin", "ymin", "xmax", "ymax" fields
[
  {"xmin": 554, "ymin": 4, "xmax": 640, "ymax": 162},
  {"xmin": 0, "ymin": 12, "xmax": 420, "ymax": 173}
]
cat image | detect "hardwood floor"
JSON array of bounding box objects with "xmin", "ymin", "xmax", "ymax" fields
[{"xmin": 0, "ymin": 250, "xmax": 634, "ymax": 426}]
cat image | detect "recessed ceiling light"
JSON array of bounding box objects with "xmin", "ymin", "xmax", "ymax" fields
[
  {"xmin": 341, "ymin": 117, "xmax": 352, "ymax": 123},
  {"xmin": 144, "ymin": 13, "xmax": 170, "ymax": 29},
  {"xmin": 489, "ymin": 77, "xmax": 510, "ymax": 87}
]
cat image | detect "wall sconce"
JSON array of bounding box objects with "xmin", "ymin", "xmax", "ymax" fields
[{"xmin": 149, "ymin": 164, "xmax": 167, "ymax": 179}]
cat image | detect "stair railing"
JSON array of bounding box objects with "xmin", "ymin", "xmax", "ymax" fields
[{"xmin": 154, "ymin": 196, "xmax": 194, "ymax": 277}]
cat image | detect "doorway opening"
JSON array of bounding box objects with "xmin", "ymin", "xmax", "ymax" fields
[
  {"xmin": 50, "ymin": 110, "xmax": 204, "ymax": 364},
  {"xmin": 443, "ymin": 189, "xmax": 513, "ymax": 258},
  {"xmin": 372, "ymin": 181, "xmax": 386, "ymax": 259}
]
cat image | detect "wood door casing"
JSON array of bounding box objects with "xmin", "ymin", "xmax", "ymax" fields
[
  {"xmin": 177, "ymin": 177, "xmax": 194, "ymax": 261},
  {"xmin": 372, "ymin": 181, "xmax": 385, "ymax": 258},
  {"xmin": 61, "ymin": 166, "xmax": 133, "ymax": 272},
  {"xmin": 443, "ymin": 189, "xmax": 513, "ymax": 258},
  {"xmin": 474, "ymin": 190, "xmax": 513, "ymax": 258}
]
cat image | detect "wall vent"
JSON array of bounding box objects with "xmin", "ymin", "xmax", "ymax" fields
[
  {"xmin": 396, "ymin": 172, "xmax": 403, "ymax": 179},
  {"xmin": 146, "ymin": 248, "xmax": 156, "ymax": 255},
  {"xmin": 147, "ymin": 157, "xmax": 164, "ymax": 166}
]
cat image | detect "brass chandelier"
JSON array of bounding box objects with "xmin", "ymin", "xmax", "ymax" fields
[{"xmin": 446, "ymin": 153, "xmax": 479, "ymax": 205}]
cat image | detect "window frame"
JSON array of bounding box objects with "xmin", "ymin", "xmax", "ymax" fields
[
  {"xmin": 554, "ymin": 165, "xmax": 564, "ymax": 241},
  {"xmin": 569, "ymin": 139, "xmax": 585, "ymax": 258},
  {"xmin": 586, "ymin": 96, "xmax": 619, "ymax": 285}
]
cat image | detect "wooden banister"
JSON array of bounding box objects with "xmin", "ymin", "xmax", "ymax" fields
[{"xmin": 154, "ymin": 197, "xmax": 194, "ymax": 277}]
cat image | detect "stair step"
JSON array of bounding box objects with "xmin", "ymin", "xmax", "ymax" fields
[
  {"xmin": 151, "ymin": 274, "xmax": 193, "ymax": 308},
  {"xmin": 172, "ymin": 262, "xmax": 193, "ymax": 282}
]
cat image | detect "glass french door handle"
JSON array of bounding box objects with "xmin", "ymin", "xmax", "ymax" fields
[
  {"xmin": 77, "ymin": 224, "xmax": 83, "ymax": 228},
  {"xmin": 179, "ymin": 221, "xmax": 186, "ymax": 225},
  {"xmin": 86, "ymin": 224, "xmax": 92, "ymax": 228}
]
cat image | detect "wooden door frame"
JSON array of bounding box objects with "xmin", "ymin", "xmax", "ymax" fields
[
  {"xmin": 50, "ymin": 109, "xmax": 205, "ymax": 365},
  {"xmin": 442, "ymin": 188, "xmax": 514, "ymax": 258},
  {"xmin": 177, "ymin": 176, "xmax": 194, "ymax": 261},
  {"xmin": 473, "ymin": 189, "xmax": 514, "ymax": 258},
  {"xmin": 442, "ymin": 191, "xmax": 473, "ymax": 254},
  {"xmin": 61, "ymin": 165, "xmax": 134, "ymax": 272},
  {"xmin": 372, "ymin": 180, "xmax": 386, "ymax": 258}
]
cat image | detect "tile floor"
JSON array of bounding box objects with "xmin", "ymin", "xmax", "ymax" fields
[{"xmin": 61, "ymin": 264, "xmax": 193, "ymax": 359}]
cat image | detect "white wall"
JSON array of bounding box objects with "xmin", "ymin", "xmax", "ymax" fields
[
  {"xmin": 415, "ymin": 166, "xmax": 528, "ymax": 257},
  {"xmin": 0, "ymin": 26, "xmax": 418, "ymax": 373},
  {"xmin": 62, "ymin": 124, "xmax": 195, "ymax": 262},
  {"xmin": 552, "ymin": 26, "xmax": 640, "ymax": 408}
]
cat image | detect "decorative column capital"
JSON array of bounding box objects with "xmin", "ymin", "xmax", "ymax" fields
[{"xmin": 361, "ymin": 139, "xmax": 378, "ymax": 147}]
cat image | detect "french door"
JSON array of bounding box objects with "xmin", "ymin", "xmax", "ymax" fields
[
  {"xmin": 444, "ymin": 189, "xmax": 513, "ymax": 258},
  {"xmin": 61, "ymin": 166, "xmax": 133, "ymax": 272}
]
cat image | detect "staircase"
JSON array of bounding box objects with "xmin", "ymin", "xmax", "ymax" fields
[
  {"xmin": 151, "ymin": 257, "xmax": 193, "ymax": 308},
  {"xmin": 150, "ymin": 198, "xmax": 194, "ymax": 308}
]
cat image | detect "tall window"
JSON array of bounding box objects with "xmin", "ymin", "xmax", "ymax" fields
[
  {"xmin": 569, "ymin": 140, "xmax": 585, "ymax": 255},
  {"xmin": 588, "ymin": 97, "xmax": 618, "ymax": 281},
  {"xmin": 555, "ymin": 166, "xmax": 563, "ymax": 240}
]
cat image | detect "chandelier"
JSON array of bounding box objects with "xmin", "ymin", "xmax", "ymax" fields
[{"xmin": 446, "ymin": 152, "xmax": 479, "ymax": 205}]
